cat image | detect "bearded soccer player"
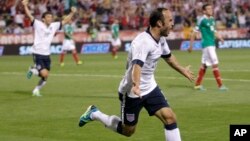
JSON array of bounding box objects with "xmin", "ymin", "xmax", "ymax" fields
[
  {"xmin": 188, "ymin": 3, "xmax": 228, "ymax": 91},
  {"xmin": 78, "ymin": 8, "xmax": 194, "ymax": 141},
  {"xmin": 23, "ymin": 0, "xmax": 77, "ymax": 96}
]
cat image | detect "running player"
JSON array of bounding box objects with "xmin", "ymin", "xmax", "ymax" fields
[
  {"xmin": 78, "ymin": 8, "xmax": 194, "ymax": 141},
  {"xmin": 23, "ymin": 0, "xmax": 77, "ymax": 96}
]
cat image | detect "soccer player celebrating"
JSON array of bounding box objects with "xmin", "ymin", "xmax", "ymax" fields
[
  {"xmin": 78, "ymin": 8, "xmax": 194, "ymax": 141},
  {"xmin": 188, "ymin": 3, "xmax": 228, "ymax": 91},
  {"xmin": 23, "ymin": 0, "xmax": 77, "ymax": 96},
  {"xmin": 59, "ymin": 18, "xmax": 82, "ymax": 67}
]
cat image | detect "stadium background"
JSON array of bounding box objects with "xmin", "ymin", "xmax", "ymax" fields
[
  {"xmin": 0, "ymin": 0, "xmax": 250, "ymax": 141},
  {"xmin": 0, "ymin": 0, "xmax": 250, "ymax": 55}
]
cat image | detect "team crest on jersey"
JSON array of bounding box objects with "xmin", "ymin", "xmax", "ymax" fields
[
  {"xmin": 161, "ymin": 42, "xmax": 164, "ymax": 47},
  {"xmin": 126, "ymin": 114, "xmax": 135, "ymax": 122}
]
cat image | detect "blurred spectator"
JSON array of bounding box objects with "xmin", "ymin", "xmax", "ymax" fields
[
  {"xmin": 14, "ymin": 11, "xmax": 24, "ymax": 27},
  {"xmin": 13, "ymin": 23, "xmax": 24, "ymax": 34},
  {"xmin": 87, "ymin": 20, "xmax": 99, "ymax": 41},
  {"xmin": 247, "ymin": 27, "xmax": 250, "ymax": 38},
  {"xmin": 182, "ymin": 18, "xmax": 192, "ymax": 39},
  {"xmin": 0, "ymin": 0, "xmax": 249, "ymax": 34},
  {"xmin": 225, "ymin": 5, "xmax": 237, "ymax": 28},
  {"xmin": 120, "ymin": 10, "xmax": 129, "ymax": 30},
  {"xmin": 0, "ymin": 15, "xmax": 6, "ymax": 28},
  {"xmin": 246, "ymin": 9, "xmax": 250, "ymax": 27},
  {"xmin": 237, "ymin": 8, "xmax": 246, "ymax": 28},
  {"xmin": 0, "ymin": 15, "xmax": 6, "ymax": 33}
]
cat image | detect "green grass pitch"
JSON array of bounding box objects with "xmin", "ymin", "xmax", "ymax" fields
[{"xmin": 0, "ymin": 49, "xmax": 250, "ymax": 141}]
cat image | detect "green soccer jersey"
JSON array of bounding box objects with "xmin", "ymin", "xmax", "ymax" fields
[
  {"xmin": 111, "ymin": 23, "xmax": 119, "ymax": 39},
  {"xmin": 195, "ymin": 15, "xmax": 216, "ymax": 48},
  {"xmin": 64, "ymin": 24, "xmax": 74, "ymax": 40}
]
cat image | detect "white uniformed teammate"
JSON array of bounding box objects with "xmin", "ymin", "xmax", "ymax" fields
[
  {"xmin": 78, "ymin": 8, "xmax": 194, "ymax": 141},
  {"xmin": 22, "ymin": 0, "xmax": 77, "ymax": 96}
]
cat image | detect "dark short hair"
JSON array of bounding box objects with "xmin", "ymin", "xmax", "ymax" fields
[
  {"xmin": 202, "ymin": 3, "xmax": 211, "ymax": 11},
  {"xmin": 149, "ymin": 8, "xmax": 168, "ymax": 27},
  {"xmin": 42, "ymin": 11, "xmax": 53, "ymax": 19}
]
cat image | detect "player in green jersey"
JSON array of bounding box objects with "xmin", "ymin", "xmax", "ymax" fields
[
  {"xmin": 110, "ymin": 19, "xmax": 121, "ymax": 59},
  {"xmin": 59, "ymin": 18, "xmax": 82, "ymax": 66},
  {"xmin": 188, "ymin": 3, "xmax": 228, "ymax": 91}
]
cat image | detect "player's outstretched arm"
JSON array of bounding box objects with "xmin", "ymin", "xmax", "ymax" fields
[
  {"xmin": 164, "ymin": 55, "xmax": 194, "ymax": 82},
  {"xmin": 62, "ymin": 7, "xmax": 77, "ymax": 26},
  {"xmin": 22, "ymin": 0, "xmax": 34, "ymax": 22}
]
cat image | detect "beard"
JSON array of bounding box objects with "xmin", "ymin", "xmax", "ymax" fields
[{"xmin": 160, "ymin": 28, "xmax": 170, "ymax": 37}]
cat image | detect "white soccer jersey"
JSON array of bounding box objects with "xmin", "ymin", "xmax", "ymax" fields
[
  {"xmin": 31, "ymin": 19, "xmax": 61, "ymax": 55},
  {"xmin": 118, "ymin": 30, "xmax": 171, "ymax": 98}
]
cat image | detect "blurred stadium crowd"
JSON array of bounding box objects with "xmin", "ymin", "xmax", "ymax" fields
[{"xmin": 0, "ymin": 0, "xmax": 250, "ymax": 34}]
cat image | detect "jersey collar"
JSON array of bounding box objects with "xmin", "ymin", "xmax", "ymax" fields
[
  {"xmin": 203, "ymin": 15, "xmax": 213, "ymax": 19},
  {"xmin": 146, "ymin": 27, "xmax": 160, "ymax": 44}
]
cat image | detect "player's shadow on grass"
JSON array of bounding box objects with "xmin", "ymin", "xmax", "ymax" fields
[
  {"xmin": 13, "ymin": 90, "xmax": 31, "ymax": 96},
  {"xmin": 166, "ymin": 84, "xmax": 192, "ymax": 89},
  {"xmin": 81, "ymin": 95, "xmax": 117, "ymax": 99}
]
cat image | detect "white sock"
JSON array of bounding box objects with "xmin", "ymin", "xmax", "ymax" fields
[
  {"xmin": 91, "ymin": 111, "xmax": 121, "ymax": 132},
  {"xmin": 165, "ymin": 128, "xmax": 181, "ymax": 141},
  {"xmin": 31, "ymin": 68, "xmax": 39, "ymax": 75},
  {"xmin": 35, "ymin": 80, "xmax": 46, "ymax": 90}
]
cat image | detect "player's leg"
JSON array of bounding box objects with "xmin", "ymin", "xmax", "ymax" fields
[
  {"xmin": 67, "ymin": 40, "xmax": 82, "ymax": 65},
  {"xmin": 194, "ymin": 48, "xmax": 208, "ymax": 90},
  {"xmin": 144, "ymin": 86, "xmax": 181, "ymax": 141},
  {"xmin": 112, "ymin": 46, "xmax": 118, "ymax": 59},
  {"xmin": 60, "ymin": 39, "xmax": 69, "ymax": 66},
  {"xmin": 27, "ymin": 54, "xmax": 39, "ymax": 79},
  {"xmin": 208, "ymin": 47, "xmax": 228, "ymax": 90},
  {"xmin": 194, "ymin": 64, "xmax": 207, "ymax": 90},
  {"xmin": 155, "ymin": 107, "xmax": 181, "ymax": 141},
  {"xmin": 79, "ymin": 105, "xmax": 136, "ymax": 136},
  {"xmin": 60, "ymin": 50, "xmax": 66, "ymax": 67},
  {"xmin": 117, "ymin": 92, "xmax": 142, "ymax": 137},
  {"xmin": 111, "ymin": 38, "xmax": 121, "ymax": 59},
  {"xmin": 32, "ymin": 70, "xmax": 48, "ymax": 96},
  {"xmin": 32, "ymin": 55, "xmax": 51, "ymax": 96},
  {"xmin": 78, "ymin": 92, "xmax": 142, "ymax": 137},
  {"xmin": 71, "ymin": 49, "xmax": 82, "ymax": 65}
]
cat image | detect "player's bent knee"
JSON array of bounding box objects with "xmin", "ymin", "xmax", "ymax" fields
[
  {"xmin": 166, "ymin": 114, "xmax": 177, "ymax": 124},
  {"xmin": 156, "ymin": 107, "xmax": 177, "ymax": 124},
  {"xmin": 40, "ymin": 69, "xmax": 49, "ymax": 78},
  {"xmin": 123, "ymin": 129, "xmax": 135, "ymax": 137},
  {"xmin": 122, "ymin": 125, "xmax": 136, "ymax": 137}
]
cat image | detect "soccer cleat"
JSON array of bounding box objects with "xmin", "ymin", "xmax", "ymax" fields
[
  {"xmin": 60, "ymin": 62, "xmax": 65, "ymax": 67},
  {"xmin": 26, "ymin": 67, "xmax": 33, "ymax": 79},
  {"xmin": 77, "ymin": 61, "xmax": 82, "ymax": 65},
  {"xmin": 79, "ymin": 105, "xmax": 98, "ymax": 127},
  {"xmin": 32, "ymin": 89, "xmax": 42, "ymax": 97},
  {"xmin": 219, "ymin": 85, "xmax": 228, "ymax": 91},
  {"xmin": 194, "ymin": 85, "xmax": 206, "ymax": 91}
]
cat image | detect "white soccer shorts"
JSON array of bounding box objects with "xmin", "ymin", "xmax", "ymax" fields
[
  {"xmin": 201, "ymin": 46, "xmax": 219, "ymax": 66},
  {"xmin": 111, "ymin": 38, "xmax": 121, "ymax": 47},
  {"xmin": 62, "ymin": 39, "xmax": 76, "ymax": 51}
]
